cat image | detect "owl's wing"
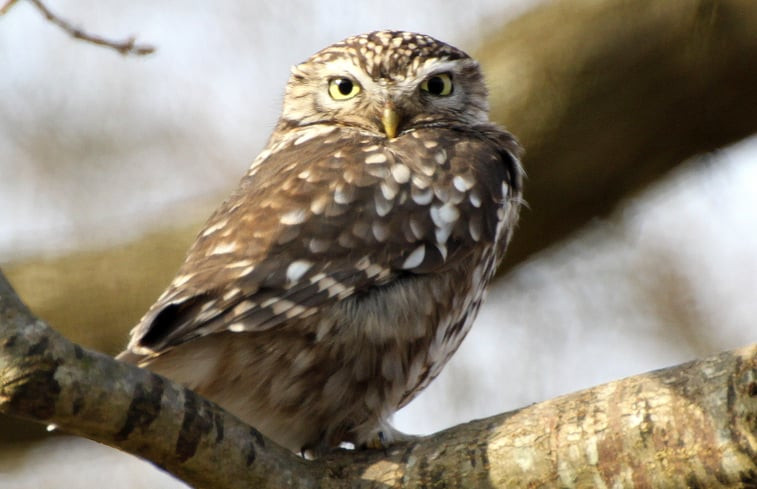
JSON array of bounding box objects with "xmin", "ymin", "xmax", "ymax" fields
[{"xmin": 125, "ymin": 124, "xmax": 521, "ymax": 357}]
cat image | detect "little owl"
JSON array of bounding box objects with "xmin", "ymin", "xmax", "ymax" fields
[{"xmin": 118, "ymin": 30, "xmax": 523, "ymax": 455}]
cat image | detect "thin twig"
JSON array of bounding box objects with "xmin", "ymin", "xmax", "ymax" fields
[
  {"xmin": 0, "ymin": 0, "xmax": 19, "ymax": 14},
  {"xmin": 15, "ymin": 0, "xmax": 155, "ymax": 56}
]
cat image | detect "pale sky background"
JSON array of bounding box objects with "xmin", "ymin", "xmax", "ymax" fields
[{"xmin": 1, "ymin": 1, "xmax": 755, "ymax": 487}]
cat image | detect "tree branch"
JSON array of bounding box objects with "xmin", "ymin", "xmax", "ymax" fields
[
  {"xmin": 1, "ymin": 268, "xmax": 755, "ymax": 488},
  {"xmin": 0, "ymin": 273, "xmax": 316, "ymax": 488},
  {"xmin": 1, "ymin": 0, "xmax": 155, "ymax": 56}
]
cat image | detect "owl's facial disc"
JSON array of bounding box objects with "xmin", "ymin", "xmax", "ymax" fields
[{"xmin": 281, "ymin": 31, "xmax": 489, "ymax": 137}]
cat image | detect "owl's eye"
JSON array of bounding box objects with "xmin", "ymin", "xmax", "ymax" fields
[
  {"xmin": 328, "ymin": 77, "xmax": 361, "ymax": 100},
  {"xmin": 420, "ymin": 73, "xmax": 453, "ymax": 96}
]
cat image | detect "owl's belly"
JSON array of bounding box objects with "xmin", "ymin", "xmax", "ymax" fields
[{"xmin": 321, "ymin": 256, "xmax": 497, "ymax": 436}]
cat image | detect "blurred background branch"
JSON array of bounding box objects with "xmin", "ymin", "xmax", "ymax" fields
[{"xmin": 483, "ymin": 0, "xmax": 757, "ymax": 269}]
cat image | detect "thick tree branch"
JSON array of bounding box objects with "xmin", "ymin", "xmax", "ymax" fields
[
  {"xmin": 2, "ymin": 269, "xmax": 755, "ymax": 488},
  {"xmin": 0, "ymin": 270, "xmax": 314, "ymax": 488}
]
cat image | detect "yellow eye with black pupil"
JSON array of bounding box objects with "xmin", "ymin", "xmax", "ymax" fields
[
  {"xmin": 421, "ymin": 73, "xmax": 453, "ymax": 96},
  {"xmin": 328, "ymin": 78, "xmax": 361, "ymax": 100}
]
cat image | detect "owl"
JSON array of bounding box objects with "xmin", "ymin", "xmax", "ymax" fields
[{"xmin": 118, "ymin": 30, "xmax": 523, "ymax": 455}]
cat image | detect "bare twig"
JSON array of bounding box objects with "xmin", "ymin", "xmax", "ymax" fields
[
  {"xmin": 0, "ymin": 0, "xmax": 19, "ymax": 15},
  {"xmin": 5, "ymin": 0, "xmax": 155, "ymax": 56}
]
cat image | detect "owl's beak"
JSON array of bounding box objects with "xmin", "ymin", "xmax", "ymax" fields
[{"xmin": 381, "ymin": 105, "xmax": 400, "ymax": 139}]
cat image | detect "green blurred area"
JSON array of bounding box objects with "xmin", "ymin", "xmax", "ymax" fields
[{"xmin": 4, "ymin": 224, "xmax": 199, "ymax": 355}]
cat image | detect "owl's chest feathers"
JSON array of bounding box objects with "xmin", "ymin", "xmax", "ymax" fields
[
  {"xmin": 317, "ymin": 246, "xmax": 500, "ymax": 407},
  {"xmin": 179, "ymin": 123, "xmax": 517, "ymax": 413}
]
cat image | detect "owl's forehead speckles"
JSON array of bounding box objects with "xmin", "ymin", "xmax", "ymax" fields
[{"xmin": 307, "ymin": 31, "xmax": 469, "ymax": 80}]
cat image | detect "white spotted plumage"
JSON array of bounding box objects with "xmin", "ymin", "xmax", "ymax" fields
[{"xmin": 118, "ymin": 30, "xmax": 523, "ymax": 456}]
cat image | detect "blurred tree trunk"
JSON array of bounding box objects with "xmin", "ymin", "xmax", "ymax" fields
[{"xmin": 480, "ymin": 0, "xmax": 757, "ymax": 268}]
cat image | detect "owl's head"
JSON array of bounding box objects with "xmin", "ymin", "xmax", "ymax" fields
[{"xmin": 279, "ymin": 31, "xmax": 490, "ymax": 139}]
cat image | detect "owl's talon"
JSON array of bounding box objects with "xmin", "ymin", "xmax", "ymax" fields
[
  {"xmin": 361, "ymin": 426, "xmax": 420, "ymax": 453},
  {"xmin": 363, "ymin": 430, "xmax": 387, "ymax": 451}
]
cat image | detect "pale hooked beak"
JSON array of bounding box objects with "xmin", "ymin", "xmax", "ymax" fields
[{"xmin": 381, "ymin": 104, "xmax": 400, "ymax": 139}]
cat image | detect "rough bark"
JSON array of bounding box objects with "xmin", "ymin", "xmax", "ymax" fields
[
  {"xmin": 0, "ymin": 270, "xmax": 315, "ymax": 489},
  {"xmin": 2, "ymin": 270, "xmax": 755, "ymax": 488}
]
